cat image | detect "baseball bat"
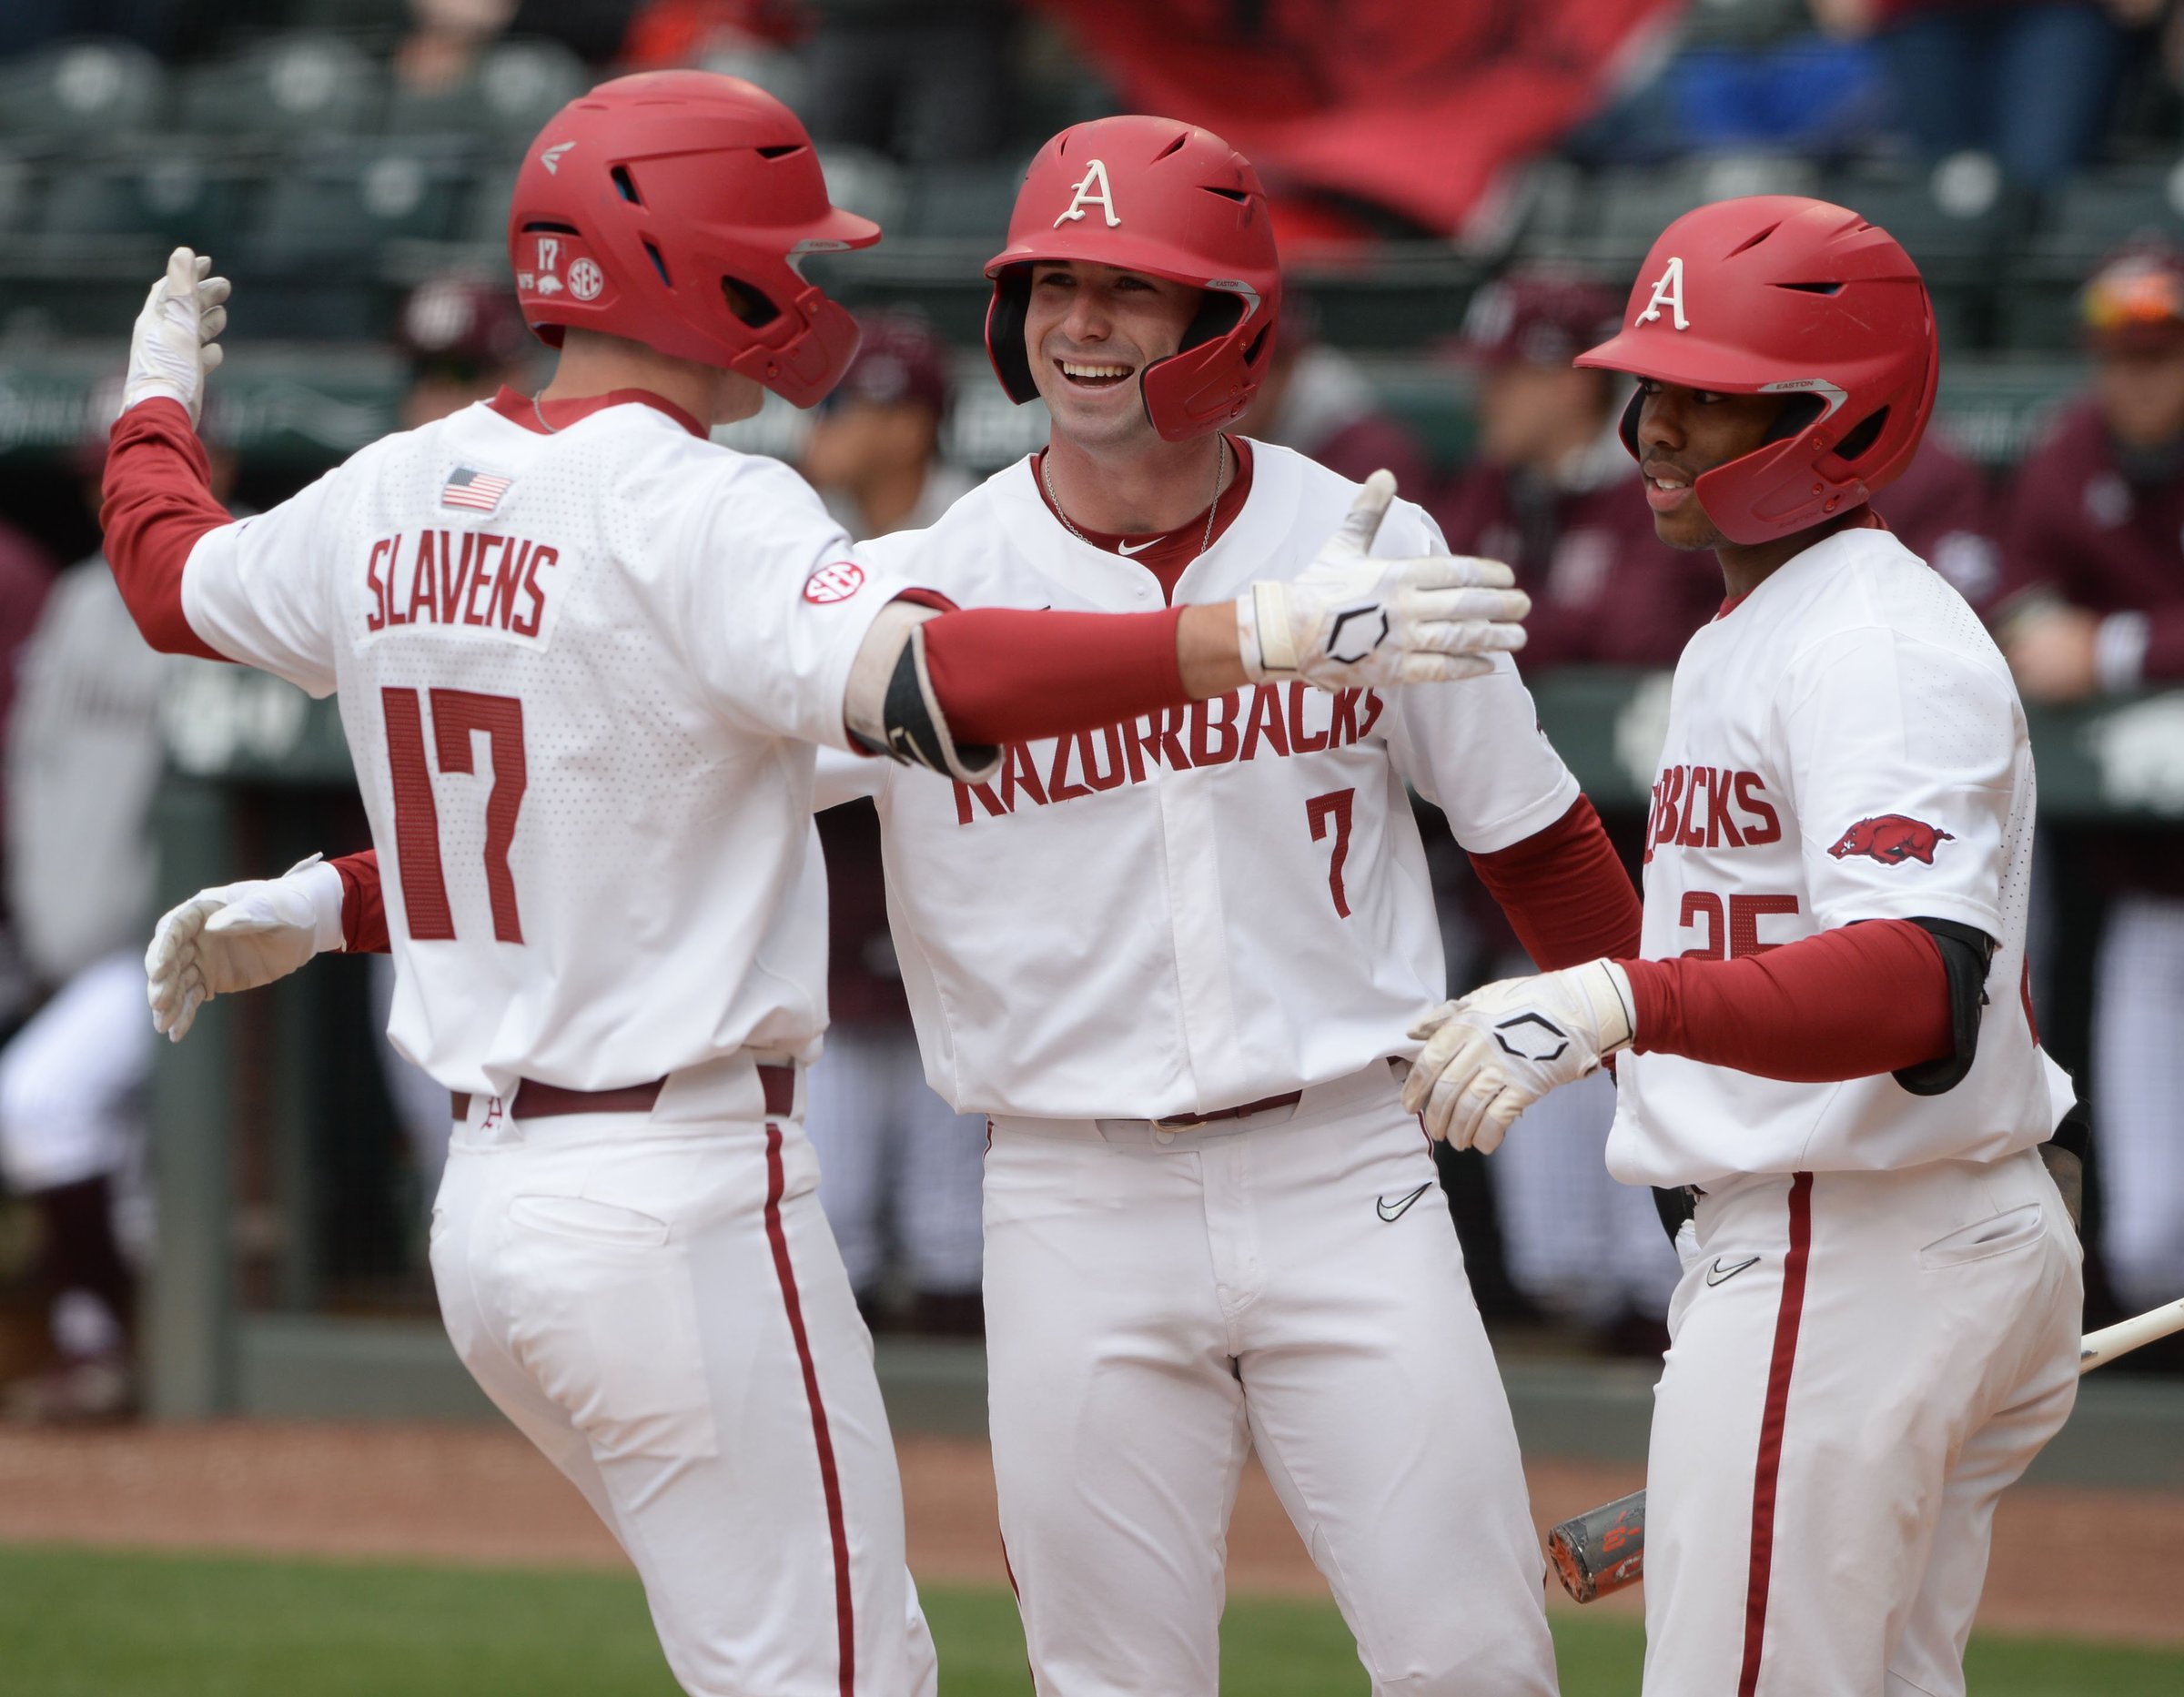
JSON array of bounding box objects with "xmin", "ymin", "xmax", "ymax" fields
[{"xmin": 1547, "ymin": 1296, "xmax": 2184, "ymax": 1604}]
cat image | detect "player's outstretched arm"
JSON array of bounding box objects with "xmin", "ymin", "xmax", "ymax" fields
[
  {"xmin": 103, "ymin": 247, "xmax": 238, "ymax": 659},
  {"xmin": 847, "ymin": 471, "xmax": 1529, "ymax": 781},
  {"xmin": 1400, "ymin": 919, "xmax": 1961, "ymax": 1150},
  {"xmin": 147, "ymin": 854, "xmax": 354, "ymax": 1042}
]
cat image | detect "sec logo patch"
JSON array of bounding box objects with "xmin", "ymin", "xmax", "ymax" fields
[{"xmin": 803, "ymin": 561, "xmax": 865, "ymax": 603}]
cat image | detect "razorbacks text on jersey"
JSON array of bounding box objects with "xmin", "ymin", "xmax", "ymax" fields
[
  {"xmin": 1611, "ymin": 524, "xmax": 2073, "ymax": 1187},
  {"xmin": 179, "ymin": 390, "xmax": 916, "ymax": 1098},
  {"xmin": 820, "ymin": 439, "xmax": 1582, "ymax": 1120}
]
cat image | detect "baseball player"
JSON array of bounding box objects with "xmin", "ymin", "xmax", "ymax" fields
[
  {"xmin": 164, "ymin": 116, "xmax": 1645, "ymax": 1696},
  {"xmin": 0, "ymin": 399, "xmax": 233, "ymax": 1423},
  {"xmin": 1401, "ymin": 197, "xmax": 2083, "ymax": 1696},
  {"xmin": 102, "ymin": 74, "xmax": 1521, "ymax": 1697}
]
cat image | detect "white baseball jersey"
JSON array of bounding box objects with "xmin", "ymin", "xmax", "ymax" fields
[
  {"xmin": 176, "ymin": 395, "xmax": 917, "ymax": 1097},
  {"xmin": 1608, "ymin": 525, "xmax": 2074, "ymax": 1187},
  {"xmin": 823, "ymin": 442, "xmax": 1582, "ymax": 1121}
]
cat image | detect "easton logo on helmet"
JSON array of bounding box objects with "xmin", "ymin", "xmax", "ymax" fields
[
  {"xmin": 802, "ymin": 561, "xmax": 866, "ymax": 604},
  {"xmin": 1055, "ymin": 159, "xmax": 1120, "ymax": 229},
  {"xmin": 540, "ymin": 140, "xmax": 573, "ymax": 174},
  {"xmin": 1827, "ymin": 813, "xmax": 1955, "ymax": 865},
  {"xmin": 1637, "ymin": 256, "xmax": 1689, "ymax": 330}
]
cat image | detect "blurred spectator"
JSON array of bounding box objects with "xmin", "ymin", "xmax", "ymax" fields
[
  {"xmin": 1876, "ymin": 432, "xmax": 2003, "ymax": 609},
  {"xmin": 805, "ymin": 799, "xmax": 986, "ymax": 1335},
  {"xmin": 395, "ymin": 274, "xmax": 540, "ymax": 430},
  {"xmin": 0, "ymin": 519, "xmax": 56, "ymax": 865},
  {"xmin": 1236, "ymin": 296, "xmax": 1431, "ymax": 495},
  {"xmin": 0, "ymin": 395, "xmax": 221, "ymax": 1423},
  {"xmin": 0, "ymin": 519, "xmax": 57, "ymax": 1026},
  {"xmin": 1812, "ymin": 0, "xmax": 2136, "ymax": 188},
  {"xmin": 1994, "ymin": 240, "xmax": 2184, "ymax": 1317},
  {"xmin": 1431, "ymin": 272, "xmax": 1719, "ymax": 670},
  {"xmin": 619, "ymin": 0, "xmax": 806, "ymax": 67},
  {"xmin": 801, "ymin": 311, "xmax": 975, "ymax": 539},
  {"xmin": 805, "ymin": 0, "xmax": 1016, "ymax": 165},
  {"xmin": 798, "ymin": 312, "xmax": 985, "ymax": 1333},
  {"xmin": 397, "ymin": 0, "xmax": 519, "ymax": 97},
  {"xmin": 1430, "ymin": 273, "xmax": 1692, "ymax": 1349}
]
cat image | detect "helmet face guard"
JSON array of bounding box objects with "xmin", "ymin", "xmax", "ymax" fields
[
  {"xmin": 984, "ymin": 116, "xmax": 1281, "ymax": 442},
  {"xmin": 509, "ymin": 71, "xmax": 880, "ymax": 409},
  {"xmin": 1577, "ymin": 196, "xmax": 1938, "ymax": 546}
]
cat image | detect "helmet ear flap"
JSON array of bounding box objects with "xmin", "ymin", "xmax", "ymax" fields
[
  {"xmin": 1617, "ymin": 384, "xmax": 1643, "ymax": 460},
  {"xmin": 985, "ymin": 268, "xmax": 1039, "ymax": 406}
]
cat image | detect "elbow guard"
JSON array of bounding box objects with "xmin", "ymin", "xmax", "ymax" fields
[
  {"xmin": 1891, "ymin": 916, "xmax": 1997, "ymax": 1096},
  {"xmin": 849, "ymin": 617, "xmax": 1001, "ymax": 784}
]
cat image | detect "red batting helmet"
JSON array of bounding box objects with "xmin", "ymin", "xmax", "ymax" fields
[
  {"xmin": 985, "ymin": 115, "xmax": 1280, "ymax": 442},
  {"xmin": 1576, "ymin": 196, "xmax": 1937, "ymax": 546},
  {"xmin": 508, "ymin": 71, "xmax": 879, "ymax": 408}
]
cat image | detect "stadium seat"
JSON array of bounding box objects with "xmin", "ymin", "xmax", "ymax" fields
[
  {"xmin": 0, "ymin": 38, "xmax": 167, "ymax": 141},
  {"xmin": 248, "ymin": 138, "xmax": 474, "ymax": 265},
  {"xmin": 1993, "ymin": 166, "xmax": 2184, "ymax": 348},
  {"xmin": 0, "ymin": 151, "xmax": 39, "ymax": 238},
  {"xmin": 33, "ymin": 143, "xmax": 265, "ymax": 253},
  {"xmin": 1827, "ymin": 158, "xmax": 2028, "ymax": 268},
  {"xmin": 1931, "ymin": 356, "xmax": 2085, "ymax": 469},
  {"xmin": 1523, "ymin": 155, "xmax": 1820, "ymax": 268},
  {"xmin": 460, "ymin": 164, "xmax": 519, "ymax": 247},
  {"xmin": 2037, "ymin": 164, "xmax": 2184, "ymax": 261},
  {"xmin": 899, "ymin": 159, "xmax": 1021, "ymax": 242},
  {"xmin": 384, "ymin": 39, "xmax": 589, "ymax": 144},
  {"xmin": 175, "ymin": 34, "xmax": 384, "ymax": 140}
]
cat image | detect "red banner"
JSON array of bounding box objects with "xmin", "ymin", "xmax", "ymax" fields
[{"xmin": 1031, "ymin": 0, "xmax": 1680, "ymax": 243}]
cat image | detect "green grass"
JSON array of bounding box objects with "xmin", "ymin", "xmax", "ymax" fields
[{"xmin": 0, "ymin": 1544, "xmax": 2176, "ymax": 1694}]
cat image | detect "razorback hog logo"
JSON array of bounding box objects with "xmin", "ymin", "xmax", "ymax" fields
[{"xmin": 1827, "ymin": 813, "xmax": 1954, "ymax": 865}]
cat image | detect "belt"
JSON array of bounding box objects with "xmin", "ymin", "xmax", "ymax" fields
[
  {"xmin": 452, "ymin": 1062, "xmax": 796, "ymax": 1126},
  {"xmin": 1149, "ymin": 1088, "xmax": 1303, "ymax": 1131}
]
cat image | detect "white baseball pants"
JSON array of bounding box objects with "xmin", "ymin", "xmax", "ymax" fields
[
  {"xmin": 2092, "ymin": 891, "xmax": 2184, "ymax": 1310},
  {"xmin": 1642, "ymin": 1147, "xmax": 2080, "ymax": 1697},
  {"xmin": 0, "ymin": 951, "xmax": 152, "ymax": 1196},
  {"xmin": 983, "ymin": 1063, "xmax": 1559, "ymax": 1697},
  {"xmin": 430, "ymin": 1087, "xmax": 936, "ymax": 1697}
]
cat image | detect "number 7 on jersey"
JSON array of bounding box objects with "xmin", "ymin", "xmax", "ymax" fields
[{"xmin": 382, "ymin": 686, "xmax": 529, "ymax": 944}]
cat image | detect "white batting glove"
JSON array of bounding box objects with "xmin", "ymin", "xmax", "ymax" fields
[
  {"xmin": 146, "ymin": 855, "xmax": 345, "ymax": 1043},
  {"xmin": 1400, "ymin": 959, "xmax": 1636, "ymax": 1152},
  {"xmin": 124, "ymin": 246, "xmax": 231, "ymax": 423},
  {"xmin": 1237, "ymin": 470, "xmax": 1529, "ymax": 689}
]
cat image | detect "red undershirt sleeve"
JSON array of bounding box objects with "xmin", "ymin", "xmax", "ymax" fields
[
  {"xmin": 1619, "ymin": 918, "xmax": 1953, "ymax": 1081},
  {"xmin": 1467, "ymin": 797, "xmax": 1643, "ymax": 970},
  {"xmin": 917, "ymin": 603, "xmax": 1189, "ymax": 746},
  {"xmin": 331, "ymin": 851, "xmax": 390, "ymax": 955},
  {"xmin": 98, "ymin": 399, "xmax": 233, "ymax": 662}
]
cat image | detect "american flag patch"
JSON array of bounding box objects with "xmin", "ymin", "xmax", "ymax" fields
[{"xmin": 441, "ymin": 467, "xmax": 512, "ymax": 512}]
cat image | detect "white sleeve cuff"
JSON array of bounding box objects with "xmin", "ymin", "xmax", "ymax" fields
[
  {"xmin": 2096, "ymin": 611, "xmax": 2150, "ymax": 695},
  {"xmin": 299, "ymin": 860, "xmax": 347, "ymax": 954}
]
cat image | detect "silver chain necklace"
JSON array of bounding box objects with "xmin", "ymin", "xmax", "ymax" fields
[
  {"xmin": 1042, "ymin": 434, "xmax": 1228, "ymax": 559},
  {"xmin": 531, "ymin": 392, "xmax": 557, "ymax": 434}
]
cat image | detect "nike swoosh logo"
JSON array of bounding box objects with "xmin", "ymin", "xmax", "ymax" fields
[
  {"xmin": 1377, "ymin": 1181, "xmax": 1433, "ymax": 1223},
  {"xmin": 1705, "ymin": 1255, "xmax": 1762, "ymax": 1287},
  {"xmin": 1117, "ymin": 537, "xmax": 1158, "ymax": 556}
]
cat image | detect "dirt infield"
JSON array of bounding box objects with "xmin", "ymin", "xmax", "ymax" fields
[{"xmin": 0, "ymin": 1422, "xmax": 2172, "ymax": 1644}]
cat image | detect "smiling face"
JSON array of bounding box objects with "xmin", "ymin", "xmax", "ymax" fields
[
  {"xmin": 1023, "ymin": 260, "xmax": 1202, "ymax": 450},
  {"xmin": 1631, "ymin": 379, "xmax": 1791, "ymax": 550}
]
